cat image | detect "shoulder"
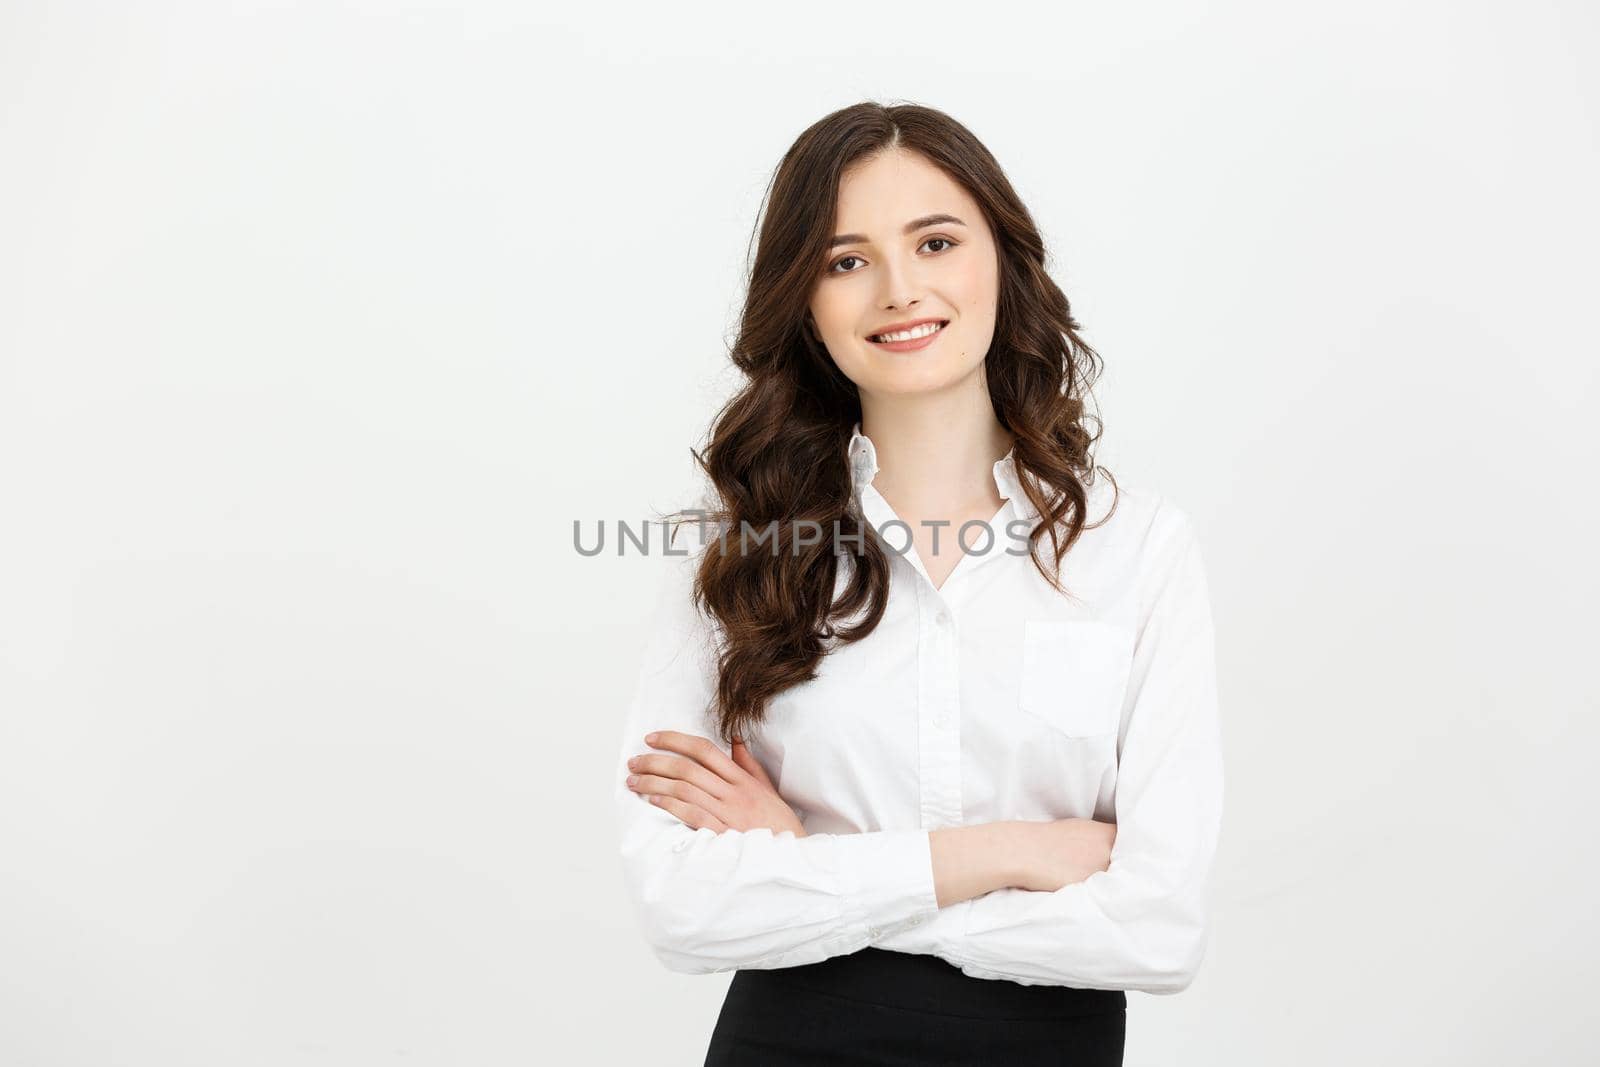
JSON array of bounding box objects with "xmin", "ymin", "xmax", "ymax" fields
[{"xmin": 1082, "ymin": 474, "xmax": 1202, "ymax": 561}]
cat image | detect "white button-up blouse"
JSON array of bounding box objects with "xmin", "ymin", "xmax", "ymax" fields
[{"xmin": 613, "ymin": 422, "xmax": 1224, "ymax": 994}]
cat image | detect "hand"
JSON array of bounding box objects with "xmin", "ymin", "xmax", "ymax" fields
[
  {"xmin": 625, "ymin": 730, "xmax": 808, "ymax": 837},
  {"xmin": 1011, "ymin": 818, "xmax": 1117, "ymax": 892}
]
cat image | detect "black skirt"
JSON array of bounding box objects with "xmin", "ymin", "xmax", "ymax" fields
[{"xmin": 703, "ymin": 946, "xmax": 1126, "ymax": 1066}]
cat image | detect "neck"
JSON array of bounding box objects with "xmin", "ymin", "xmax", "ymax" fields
[{"xmin": 858, "ymin": 394, "xmax": 1013, "ymax": 512}]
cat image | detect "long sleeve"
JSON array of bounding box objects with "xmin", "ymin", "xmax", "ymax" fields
[
  {"xmin": 613, "ymin": 520, "xmax": 941, "ymax": 974},
  {"xmin": 894, "ymin": 506, "xmax": 1224, "ymax": 994}
]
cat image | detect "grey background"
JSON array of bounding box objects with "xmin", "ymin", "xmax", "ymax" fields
[{"xmin": 2, "ymin": 1, "xmax": 1595, "ymax": 1063}]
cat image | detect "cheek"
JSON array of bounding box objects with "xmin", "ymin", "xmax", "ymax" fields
[
  {"xmin": 948, "ymin": 265, "xmax": 999, "ymax": 364},
  {"xmin": 952, "ymin": 260, "xmax": 997, "ymax": 315},
  {"xmin": 810, "ymin": 288, "xmax": 847, "ymax": 334},
  {"xmin": 809, "ymin": 295, "xmax": 866, "ymax": 367}
]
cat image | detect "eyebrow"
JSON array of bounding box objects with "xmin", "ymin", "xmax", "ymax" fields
[{"xmin": 828, "ymin": 213, "xmax": 967, "ymax": 250}]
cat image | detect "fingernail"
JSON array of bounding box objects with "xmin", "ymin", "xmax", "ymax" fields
[
  {"xmin": 626, "ymin": 775, "xmax": 639, "ymax": 786},
  {"xmin": 645, "ymin": 732, "xmax": 659, "ymax": 744}
]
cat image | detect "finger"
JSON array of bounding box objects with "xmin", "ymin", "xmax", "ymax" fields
[
  {"xmin": 629, "ymin": 751, "xmax": 731, "ymax": 800},
  {"xmin": 648, "ymin": 794, "xmax": 729, "ymax": 833},
  {"xmin": 730, "ymin": 740, "xmax": 775, "ymax": 789},
  {"xmin": 644, "ymin": 731, "xmax": 747, "ymax": 787},
  {"xmin": 627, "ymin": 773, "xmax": 724, "ymax": 819}
]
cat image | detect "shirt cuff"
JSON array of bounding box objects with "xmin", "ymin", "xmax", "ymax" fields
[{"xmin": 833, "ymin": 829, "xmax": 941, "ymax": 940}]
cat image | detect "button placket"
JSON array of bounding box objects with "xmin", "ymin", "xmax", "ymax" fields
[
  {"xmin": 915, "ymin": 583, "xmax": 964, "ymax": 829},
  {"xmin": 932, "ymin": 605, "xmax": 954, "ymax": 730}
]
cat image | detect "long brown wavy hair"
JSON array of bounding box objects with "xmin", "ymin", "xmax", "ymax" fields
[{"xmin": 661, "ymin": 100, "xmax": 1117, "ymax": 746}]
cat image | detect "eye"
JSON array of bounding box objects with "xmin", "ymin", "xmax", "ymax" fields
[{"xmin": 826, "ymin": 235, "xmax": 960, "ymax": 276}]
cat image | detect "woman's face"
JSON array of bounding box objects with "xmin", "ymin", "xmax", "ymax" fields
[{"xmin": 807, "ymin": 148, "xmax": 1000, "ymax": 400}]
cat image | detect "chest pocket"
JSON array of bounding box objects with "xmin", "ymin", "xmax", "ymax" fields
[{"xmin": 1018, "ymin": 619, "xmax": 1136, "ymax": 737}]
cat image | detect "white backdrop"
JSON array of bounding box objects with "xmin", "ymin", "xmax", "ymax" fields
[{"xmin": 3, "ymin": 2, "xmax": 1596, "ymax": 1064}]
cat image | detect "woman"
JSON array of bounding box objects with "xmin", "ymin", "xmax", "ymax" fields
[{"xmin": 614, "ymin": 101, "xmax": 1223, "ymax": 1066}]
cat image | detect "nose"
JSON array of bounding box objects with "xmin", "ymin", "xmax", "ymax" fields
[{"xmin": 876, "ymin": 250, "xmax": 923, "ymax": 311}]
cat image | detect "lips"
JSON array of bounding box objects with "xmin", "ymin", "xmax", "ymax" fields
[
  {"xmin": 867, "ymin": 320, "xmax": 949, "ymax": 352},
  {"xmin": 867, "ymin": 317, "xmax": 949, "ymax": 342}
]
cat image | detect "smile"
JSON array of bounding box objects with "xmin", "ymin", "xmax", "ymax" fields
[{"xmin": 868, "ymin": 320, "xmax": 949, "ymax": 351}]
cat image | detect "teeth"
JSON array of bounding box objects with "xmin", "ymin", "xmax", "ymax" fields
[{"xmin": 872, "ymin": 321, "xmax": 944, "ymax": 343}]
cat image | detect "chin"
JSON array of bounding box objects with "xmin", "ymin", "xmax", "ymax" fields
[{"xmin": 862, "ymin": 360, "xmax": 974, "ymax": 396}]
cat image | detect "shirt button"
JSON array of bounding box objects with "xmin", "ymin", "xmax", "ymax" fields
[
  {"xmin": 869, "ymin": 927, "xmax": 881, "ymax": 939},
  {"xmin": 673, "ymin": 838, "xmax": 690, "ymax": 852},
  {"xmin": 909, "ymin": 917, "xmax": 922, "ymax": 926},
  {"xmin": 935, "ymin": 610, "xmax": 948, "ymax": 625},
  {"xmin": 934, "ymin": 714, "xmax": 950, "ymax": 729}
]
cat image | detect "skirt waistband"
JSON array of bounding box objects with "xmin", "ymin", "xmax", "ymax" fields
[{"xmin": 744, "ymin": 947, "xmax": 1127, "ymax": 1021}]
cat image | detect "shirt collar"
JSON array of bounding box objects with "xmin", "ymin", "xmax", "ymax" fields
[{"xmin": 847, "ymin": 420, "xmax": 1040, "ymax": 523}]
